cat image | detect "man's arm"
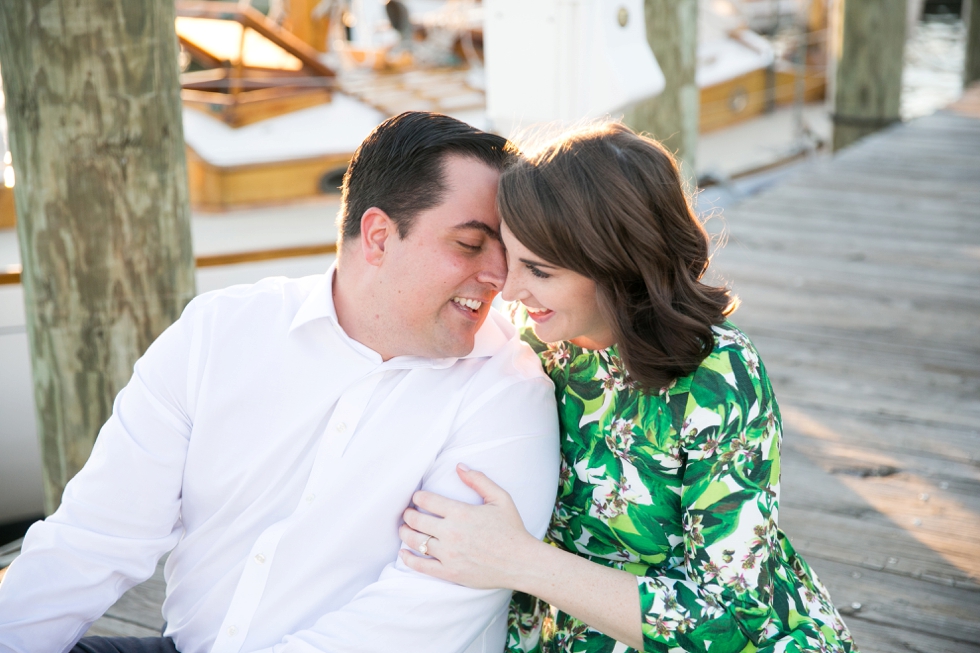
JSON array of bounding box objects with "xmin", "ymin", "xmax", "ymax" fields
[
  {"xmin": 0, "ymin": 298, "xmax": 203, "ymax": 653},
  {"xmin": 245, "ymin": 376, "xmax": 560, "ymax": 653}
]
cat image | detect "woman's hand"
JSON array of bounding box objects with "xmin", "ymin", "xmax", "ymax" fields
[
  {"xmin": 398, "ymin": 463, "xmax": 542, "ymax": 590},
  {"xmin": 401, "ymin": 465, "xmax": 644, "ymax": 648}
]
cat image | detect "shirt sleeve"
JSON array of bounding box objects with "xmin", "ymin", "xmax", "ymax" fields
[
  {"xmin": 637, "ymin": 348, "xmax": 782, "ymax": 652},
  {"xmin": 0, "ymin": 297, "xmax": 206, "ymax": 653},
  {"xmin": 246, "ymin": 374, "xmax": 560, "ymax": 653}
]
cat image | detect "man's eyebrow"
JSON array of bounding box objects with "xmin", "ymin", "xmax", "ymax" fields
[
  {"xmin": 519, "ymin": 257, "xmax": 557, "ymax": 269},
  {"xmin": 452, "ymin": 220, "xmax": 501, "ymax": 241}
]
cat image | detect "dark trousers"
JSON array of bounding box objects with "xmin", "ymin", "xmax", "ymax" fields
[{"xmin": 71, "ymin": 637, "xmax": 178, "ymax": 653}]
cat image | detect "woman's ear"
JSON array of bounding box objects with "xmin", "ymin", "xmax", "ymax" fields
[{"xmin": 360, "ymin": 207, "xmax": 394, "ymax": 266}]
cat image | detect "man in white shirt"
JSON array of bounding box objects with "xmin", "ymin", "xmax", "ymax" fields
[{"xmin": 0, "ymin": 112, "xmax": 560, "ymax": 653}]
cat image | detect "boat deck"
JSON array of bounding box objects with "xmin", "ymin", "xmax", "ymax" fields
[{"xmin": 8, "ymin": 94, "xmax": 979, "ymax": 649}]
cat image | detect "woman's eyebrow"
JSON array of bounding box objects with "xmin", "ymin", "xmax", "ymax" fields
[
  {"xmin": 518, "ymin": 257, "xmax": 557, "ymax": 269},
  {"xmin": 452, "ymin": 220, "xmax": 501, "ymax": 241}
]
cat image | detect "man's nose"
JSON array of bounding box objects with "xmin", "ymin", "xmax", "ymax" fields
[{"xmin": 476, "ymin": 242, "xmax": 507, "ymax": 291}]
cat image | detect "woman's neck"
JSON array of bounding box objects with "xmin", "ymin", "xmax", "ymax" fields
[{"xmin": 570, "ymin": 333, "xmax": 616, "ymax": 351}]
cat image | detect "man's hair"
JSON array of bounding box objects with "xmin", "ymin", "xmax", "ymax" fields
[{"xmin": 339, "ymin": 112, "xmax": 510, "ymax": 241}]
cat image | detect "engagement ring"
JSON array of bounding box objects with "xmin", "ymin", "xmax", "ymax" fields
[{"xmin": 419, "ymin": 535, "xmax": 433, "ymax": 556}]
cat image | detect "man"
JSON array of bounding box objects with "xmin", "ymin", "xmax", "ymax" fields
[{"xmin": 0, "ymin": 113, "xmax": 559, "ymax": 653}]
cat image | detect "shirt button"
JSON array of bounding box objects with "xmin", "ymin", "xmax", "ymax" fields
[
  {"xmin": 228, "ymin": 625, "xmax": 238, "ymax": 636},
  {"xmin": 305, "ymin": 494, "xmax": 315, "ymax": 503},
  {"xmin": 254, "ymin": 554, "xmax": 266, "ymax": 564},
  {"xmin": 335, "ymin": 421, "xmax": 347, "ymax": 433}
]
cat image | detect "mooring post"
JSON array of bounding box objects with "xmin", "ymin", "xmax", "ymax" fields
[
  {"xmin": 0, "ymin": 1, "xmax": 197, "ymax": 514},
  {"xmin": 623, "ymin": 0, "xmax": 699, "ymax": 183},
  {"xmin": 831, "ymin": 0, "xmax": 908, "ymax": 151},
  {"xmin": 966, "ymin": 0, "xmax": 980, "ymax": 86}
]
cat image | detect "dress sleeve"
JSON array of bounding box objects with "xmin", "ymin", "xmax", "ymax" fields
[
  {"xmin": 637, "ymin": 343, "xmax": 782, "ymax": 652},
  {"xmin": 505, "ymin": 591, "xmax": 549, "ymax": 653}
]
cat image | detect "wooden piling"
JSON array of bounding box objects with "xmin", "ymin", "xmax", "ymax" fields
[
  {"xmin": 831, "ymin": 0, "xmax": 908, "ymax": 152},
  {"xmin": 623, "ymin": 0, "xmax": 699, "ymax": 183},
  {"xmin": 0, "ymin": 1, "xmax": 197, "ymax": 513},
  {"xmin": 966, "ymin": 0, "xmax": 980, "ymax": 86}
]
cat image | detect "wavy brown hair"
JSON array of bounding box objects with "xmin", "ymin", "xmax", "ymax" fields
[{"xmin": 498, "ymin": 122, "xmax": 737, "ymax": 391}]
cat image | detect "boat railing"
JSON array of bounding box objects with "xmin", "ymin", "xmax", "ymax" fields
[{"xmin": 0, "ymin": 242, "xmax": 338, "ymax": 287}]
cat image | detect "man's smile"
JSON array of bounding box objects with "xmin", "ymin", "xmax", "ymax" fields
[{"xmin": 452, "ymin": 296, "xmax": 484, "ymax": 311}]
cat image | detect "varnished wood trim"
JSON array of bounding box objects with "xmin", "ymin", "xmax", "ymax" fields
[
  {"xmin": 195, "ymin": 242, "xmax": 336, "ymax": 267},
  {"xmin": 0, "ymin": 242, "xmax": 337, "ymax": 286},
  {"xmin": 0, "ymin": 266, "xmax": 21, "ymax": 286},
  {"xmin": 175, "ymin": 1, "xmax": 335, "ymax": 77}
]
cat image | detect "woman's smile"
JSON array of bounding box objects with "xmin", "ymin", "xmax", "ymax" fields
[{"xmin": 524, "ymin": 305, "xmax": 555, "ymax": 323}]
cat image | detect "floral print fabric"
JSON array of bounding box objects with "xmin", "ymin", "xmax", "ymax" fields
[{"xmin": 506, "ymin": 318, "xmax": 857, "ymax": 653}]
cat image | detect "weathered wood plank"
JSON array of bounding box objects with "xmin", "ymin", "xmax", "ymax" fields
[
  {"xmin": 83, "ymin": 617, "xmax": 161, "ymax": 638},
  {"xmin": 779, "ymin": 408, "xmax": 980, "ymax": 474},
  {"xmin": 714, "ymin": 108, "xmax": 980, "ymax": 652},
  {"xmin": 779, "ymin": 451, "xmax": 980, "ymax": 584},
  {"xmin": 736, "ymin": 197, "xmax": 980, "ymax": 233},
  {"xmin": 842, "ymin": 618, "xmax": 980, "ymax": 653},
  {"xmin": 808, "ymin": 557, "xmax": 980, "ymax": 646},
  {"xmin": 84, "ymin": 558, "xmax": 166, "ymax": 637}
]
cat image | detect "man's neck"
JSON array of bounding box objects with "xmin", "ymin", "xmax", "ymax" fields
[{"xmin": 332, "ymin": 259, "xmax": 398, "ymax": 361}]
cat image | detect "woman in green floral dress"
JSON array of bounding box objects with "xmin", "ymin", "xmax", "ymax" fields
[{"xmin": 398, "ymin": 122, "xmax": 858, "ymax": 653}]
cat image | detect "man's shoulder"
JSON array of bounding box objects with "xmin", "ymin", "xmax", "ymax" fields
[
  {"xmin": 183, "ymin": 274, "xmax": 322, "ymax": 325},
  {"xmin": 470, "ymin": 307, "xmax": 552, "ymax": 386}
]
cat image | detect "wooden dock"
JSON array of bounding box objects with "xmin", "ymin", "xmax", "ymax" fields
[
  {"xmin": 5, "ymin": 97, "xmax": 976, "ymax": 648},
  {"xmin": 709, "ymin": 96, "xmax": 980, "ymax": 652}
]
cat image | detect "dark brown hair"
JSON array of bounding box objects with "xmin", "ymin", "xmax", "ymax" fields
[
  {"xmin": 339, "ymin": 111, "xmax": 510, "ymax": 241},
  {"xmin": 498, "ymin": 122, "xmax": 737, "ymax": 391}
]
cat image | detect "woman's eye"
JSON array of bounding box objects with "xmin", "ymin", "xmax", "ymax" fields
[{"xmin": 527, "ymin": 264, "xmax": 551, "ymax": 279}]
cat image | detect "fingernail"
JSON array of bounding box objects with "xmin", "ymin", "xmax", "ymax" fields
[{"xmin": 458, "ymin": 463, "xmax": 470, "ymax": 472}]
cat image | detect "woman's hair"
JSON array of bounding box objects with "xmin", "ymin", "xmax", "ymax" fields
[{"xmin": 498, "ymin": 121, "xmax": 738, "ymax": 391}]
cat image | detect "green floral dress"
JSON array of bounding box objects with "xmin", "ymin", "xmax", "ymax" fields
[{"xmin": 505, "ymin": 317, "xmax": 857, "ymax": 653}]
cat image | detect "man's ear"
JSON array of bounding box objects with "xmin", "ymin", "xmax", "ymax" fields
[{"xmin": 360, "ymin": 207, "xmax": 394, "ymax": 267}]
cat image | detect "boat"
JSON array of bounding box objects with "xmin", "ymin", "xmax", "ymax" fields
[{"xmin": 698, "ymin": 0, "xmax": 827, "ymax": 132}]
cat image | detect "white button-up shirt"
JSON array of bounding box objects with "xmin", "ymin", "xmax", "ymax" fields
[{"xmin": 0, "ymin": 267, "xmax": 559, "ymax": 653}]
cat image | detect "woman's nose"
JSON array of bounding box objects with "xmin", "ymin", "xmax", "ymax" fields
[{"xmin": 500, "ymin": 271, "xmax": 524, "ymax": 303}]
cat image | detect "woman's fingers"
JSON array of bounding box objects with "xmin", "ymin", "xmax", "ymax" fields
[
  {"xmin": 402, "ymin": 507, "xmax": 443, "ymax": 536},
  {"xmin": 412, "ymin": 490, "xmax": 467, "ymax": 516},
  {"xmin": 399, "ymin": 548, "xmax": 451, "ymax": 581},
  {"xmin": 398, "ymin": 524, "xmax": 440, "ymax": 558},
  {"xmin": 456, "ymin": 463, "xmax": 510, "ymax": 503}
]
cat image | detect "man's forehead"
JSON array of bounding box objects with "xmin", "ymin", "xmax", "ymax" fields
[{"xmin": 452, "ymin": 219, "xmax": 501, "ymax": 240}]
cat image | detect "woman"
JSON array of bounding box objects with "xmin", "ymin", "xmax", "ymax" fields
[{"xmin": 398, "ymin": 122, "xmax": 857, "ymax": 653}]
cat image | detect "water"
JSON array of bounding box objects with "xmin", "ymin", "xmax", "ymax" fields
[{"xmin": 902, "ymin": 17, "xmax": 968, "ymax": 120}]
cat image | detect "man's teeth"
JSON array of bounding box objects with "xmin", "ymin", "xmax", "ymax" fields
[{"xmin": 452, "ymin": 297, "xmax": 483, "ymax": 311}]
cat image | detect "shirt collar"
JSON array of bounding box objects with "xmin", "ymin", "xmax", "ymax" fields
[
  {"xmin": 289, "ymin": 263, "xmax": 339, "ymax": 335},
  {"xmin": 289, "ymin": 262, "xmax": 509, "ymax": 367}
]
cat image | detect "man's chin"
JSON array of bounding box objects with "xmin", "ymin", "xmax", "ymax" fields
[
  {"xmin": 439, "ymin": 331, "xmax": 478, "ymax": 358},
  {"xmin": 432, "ymin": 322, "xmax": 482, "ymax": 358}
]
